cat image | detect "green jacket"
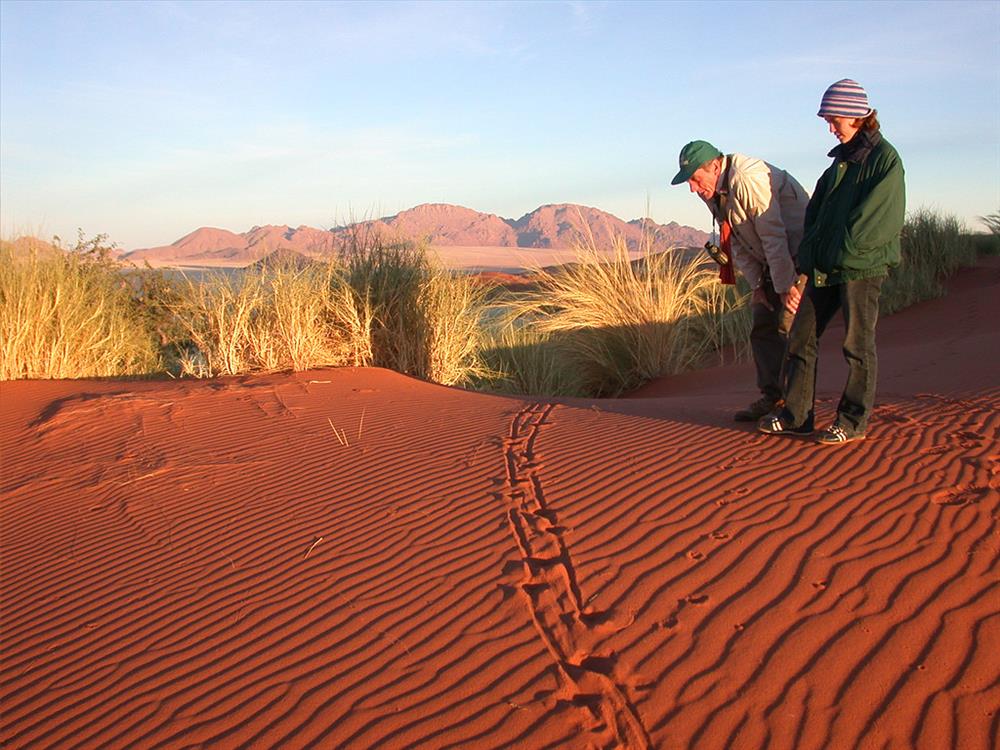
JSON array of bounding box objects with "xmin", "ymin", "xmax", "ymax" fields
[{"xmin": 798, "ymin": 130, "xmax": 905, "ymax": 286}]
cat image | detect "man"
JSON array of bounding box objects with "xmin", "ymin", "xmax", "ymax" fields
[{"xmin": 671, "ymin": 140, "xmax": 809, "ymax": 421}]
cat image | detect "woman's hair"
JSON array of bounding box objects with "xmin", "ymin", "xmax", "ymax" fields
[{"xmin": 856, "ymin": 109, "xmax": 880, "ymax": 131}]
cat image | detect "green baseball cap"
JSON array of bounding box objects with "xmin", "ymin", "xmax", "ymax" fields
[{"xmin": 670, "ymin": 140, "xmax": 723, "ymax": 185}]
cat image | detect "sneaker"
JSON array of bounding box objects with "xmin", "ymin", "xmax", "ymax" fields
[
  {"xmin": 734, "ymin": 397, "xmax": 782, "ymax": 422},
  {"xmin": 816, "ymin": 422, "xmax": 866, "ymax": 445},
  {"xmin": 757, "ymin": 412, "xmax": 814, "ymax": 437}
]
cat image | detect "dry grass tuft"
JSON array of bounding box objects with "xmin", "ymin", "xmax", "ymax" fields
[
  {"xmin": 480, "ymin": 234, "xmax": 748, "ymax": 396},
  {"xmin": 170, "ymin": 260, "xmax": 376, "ymax": 377},
  {"xmin": 0, "ymin": 239, "xmax": 160, "ymax": 379}
]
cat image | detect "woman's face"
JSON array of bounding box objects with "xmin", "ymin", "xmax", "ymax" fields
[{"xmin": 825, "ymin": 115, "xmax": 861, "ymax": 143}]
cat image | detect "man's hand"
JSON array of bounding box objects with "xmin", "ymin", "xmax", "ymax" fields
[
  {"xmin": 752, "ymin": 287, "xmax": 773, "ymax": 310},
  {"xmin": 782, "ymin": 286, "xmax": 801, "ymax": 315},
  {"xmin": 784, "ymin": 274, "xmax": 807, "ymax": 315}
]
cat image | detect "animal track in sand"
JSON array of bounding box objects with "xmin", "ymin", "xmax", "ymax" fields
[{"xmin": 496, "ymin": 403, "xmax": 651, "ymax": 750}]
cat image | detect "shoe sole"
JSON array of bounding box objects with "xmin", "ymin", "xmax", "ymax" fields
[
  {"xmin": 757, "ymin": 426, "xmax": 814, "ymax": 437},
  {"xmin": 816, "ymin": 434, "xmax": 866, "ymax": 446}
]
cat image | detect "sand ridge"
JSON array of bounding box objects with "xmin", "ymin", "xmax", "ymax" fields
[{"xmin": 2, "ymin": 260, "xmax": 998, "ymax": 749}]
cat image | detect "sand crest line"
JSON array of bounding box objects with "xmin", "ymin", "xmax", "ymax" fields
[{"xmin": 500, "ymin": 402, "xmax": 651, "ymax": 750}]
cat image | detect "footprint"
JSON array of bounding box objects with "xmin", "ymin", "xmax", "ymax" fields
[
  {"xmin": 687, "ymin": 550, "xmax": 704, "ymax": 561},
  {"xmin": 932, "ymin": 485, "xmax": 991, "ymax": 506},
  {"xmin": 710, "ymin": 531, "xmax": 730, "ymax": 541},
  {"xmin": 919, "ymin": 445, "xmax": 950, "ymax": 456},
  {"xmin": 521, "ymin": 581, "xmax": 550, "ymax": 598},
  {"xmin": 811, "ymin": 580, "xmax": 828, "ymax": 590},
  {"xmin": 955, "ymin": 430, "xmax": 984, "ymax": 444},
  {"xmin": 685, "ymin": 594, "xmax": 709, "ymax": 605},
  {"xmin": 573, "ymin": 653, "xmax": 616, "ymax": 675}
]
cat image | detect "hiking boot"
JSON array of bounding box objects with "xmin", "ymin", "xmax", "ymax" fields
[
  {"xmin": 757, "ymin": 412, "xmax": 814, "ymax": 437},
  {"xmin": 734, "ymin": 397, "xmax": 782, "ymax": 422},
  {"xmin": 816, "ymin": 422, "xmax": 866, "ymax": 446}
]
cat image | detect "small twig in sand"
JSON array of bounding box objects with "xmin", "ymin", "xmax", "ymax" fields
[
  {"xmin": 304, "ymin": 536, "xmax": 324, "ymax": 559},
  {"xmin": 357, "ymin": 407, "xmax": 366, "ymax": 442},
  {"xmin": 327, "ymin": 418, "xmax": 349, "ymax": 447}
]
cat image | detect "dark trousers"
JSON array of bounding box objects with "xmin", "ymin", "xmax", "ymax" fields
[
  {"xmin": 751, "ymin": 280, "xmax": 785, "ymax": 403},
  {"xmin": 781, "ymin": 277, "xmax": 884, "ymax": 432}
]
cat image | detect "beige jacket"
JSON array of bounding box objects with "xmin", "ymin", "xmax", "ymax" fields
[{"xmin": 703, "ymin": 153, "xmax": 809, "ymax": 294}]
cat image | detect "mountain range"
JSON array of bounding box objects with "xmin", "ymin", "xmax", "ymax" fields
[{"xmin": 124, "ymin": 203, "xmax": 708, "ymax": 270}]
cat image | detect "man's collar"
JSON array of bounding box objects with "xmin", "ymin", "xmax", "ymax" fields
[{"xmin": 715, "ymin": 155, "xmax": 731, "ymax": 195}]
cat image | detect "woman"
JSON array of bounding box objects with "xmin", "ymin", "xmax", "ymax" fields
[{"xmin": 759, "ymin": 78, "xmax": 905, "ymax": 445}]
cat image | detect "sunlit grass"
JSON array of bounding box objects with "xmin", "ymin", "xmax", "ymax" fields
[
  {"xmin": 1, "ymin": 207, "xmax": 986, "ymax": 390},
  {"xmin": 478, "ymin": 234, "xmax": 749, "ymax": 397},
  {"xmin": 881, "ymin": 208, "xmax": 978, "ymax": 315},
  {"xmin": 0, "ymin": 238, "xmax": 160, "ymax": 379},
  {"xmin": 170, "ymin": 261, "xmax": 353, "ymax": 377},
  {"xmin": 169, "ymin": 235, "xmax": 490, "ymax": 385}
]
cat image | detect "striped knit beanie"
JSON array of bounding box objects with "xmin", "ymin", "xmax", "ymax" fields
[{"xmin": 817, "ymin": 79, "xmax": 873, "ymax": 119}]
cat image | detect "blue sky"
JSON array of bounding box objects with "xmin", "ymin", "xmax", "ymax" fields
[{"xmin": 2, "ymin": 0, "xmax": 998, "ymax": 250}]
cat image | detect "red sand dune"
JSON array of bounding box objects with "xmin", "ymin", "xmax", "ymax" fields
[{"xmin": 2, "ymin": 261, "xmax": 998, "ymax": 749}]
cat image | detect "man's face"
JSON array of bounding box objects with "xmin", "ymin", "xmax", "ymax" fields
[
  {"xmin": 686, "ymin": 162, "xmax": 718, "ymax": 201},
  {"xmin": 824, "ymin": 115, "xmax": 861, "ymax": 143}
]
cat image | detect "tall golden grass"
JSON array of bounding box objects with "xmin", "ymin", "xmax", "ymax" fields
[
  {"xmin": 419, "ymin": 271, "xmax": 492, "ymax": 386},
  {"xmin": 170, "ymin": 242, "xmax": 490, "ymax": 386},
  {"xmin": 0, "ymin": 240, "xmax": 159, "ymax": 379},
  {"xmin": 170, "ymin": 262, "xmax": 356, "ymax": 377},
  {"xmin": 480, "ymin": 235, "xmax": 750, "ymax": 397},
  {"xmin": 0, "ymin": 233, "xmax": 490, "ymax": 384},
  {"xmin": 881, "ymin": 209, "xmax": 978, "ymax": 315},
  {"xmin": 0, "ymin": 207, "xmax": 984, "ymax": 392}
]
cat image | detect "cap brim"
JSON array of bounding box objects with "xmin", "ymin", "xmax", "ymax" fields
[{"xmin": 670, "ymin": 167, "xmax": 693, "ymax": 186}]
